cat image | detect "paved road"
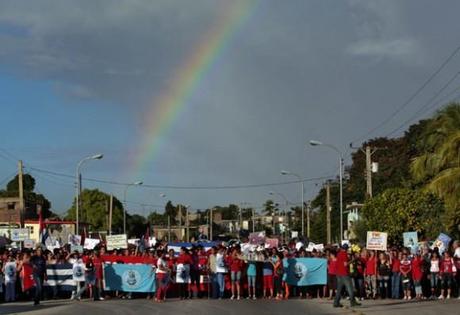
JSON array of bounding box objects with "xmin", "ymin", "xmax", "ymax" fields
[{"xmin": 1, "ymin": 298, "xmax": 459, "ymax": 315}]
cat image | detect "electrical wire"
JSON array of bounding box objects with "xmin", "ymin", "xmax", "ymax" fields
[{"xmin": 350, "ymin": 44, "xmax": 460, "ymax": 144}]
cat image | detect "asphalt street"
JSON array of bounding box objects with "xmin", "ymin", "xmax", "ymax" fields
[{"xmin": 1, "ymin": 298, "xmax": 459, "ymax": 315}]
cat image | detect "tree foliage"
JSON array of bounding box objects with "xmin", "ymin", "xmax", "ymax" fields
[
  {"xmin": 359, "ymin": 188, "xmax": 444, "ymax": 244},
  {"xmin": 66, "ymin": 189, "xmax": 124, "ymax": 233}
]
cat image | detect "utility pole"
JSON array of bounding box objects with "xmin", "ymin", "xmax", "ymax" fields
[
  {"xmin": 186, "ymin": 206, "xmax": 189, "ymax": 242},
  {"xmin": 365, "ymin": 146, "xmax": 373, "ymax": 198},
  {"xmin": 18, "ymin": 161, "xmax": 24, "ymax": 227},
  {"xmin": 326, "ymin": 181, "xmax": 331, "ymax": 244},
  {"xmin": 167, "ymin": 215, "xmax": 171, "ymax": 242},
  {"xmin": 108, "ymin": 194, "xmax": 113, "ymax": 235},
  {"xmin": 178, "ymin": 204, "xmax": 182, "ymax": 240},
  {"xmin": 209, "ymin": 208, "xmax": 213, "ymax": 241}
]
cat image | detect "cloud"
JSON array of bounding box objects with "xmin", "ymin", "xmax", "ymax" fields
[{"xmin": 347, "ymin": 38, "xmax": 419, "ymax": 59}]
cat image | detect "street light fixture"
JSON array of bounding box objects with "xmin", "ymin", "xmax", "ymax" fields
[
  {"xmin": 281, "ymin": 170, "xmax": 306, "ymax": 238},
  {"xmin": 123, "ymin": 181, "xmax": 143, "ymax": 235},
  {"xmin": 75, "ymin": 153, "xmax": 104, "ymax": 234},
  {"xmin": 309, "ymin": 139, "xmax": 344, "ymax": 243}
]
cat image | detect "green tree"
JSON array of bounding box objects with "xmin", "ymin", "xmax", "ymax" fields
[
  {"xmin": 359, "ymin": 188, "xmax": 444, "ymax": 244},
  {"xmin": 126, "ymin": 214, "xmax": 147, "ymax": 238},
  {"xmin": 7, "ymin": 174, "xmax": 36, "ymax": 192},
  {"xmin": 411, "ymin": 103, "xmax": 460, "ymax": 235},
  {"xmin": 147, "ymin": 211, "xmax": 168, "ymax": 226},
  {"xmin": 66, "ymin": 189, "xmax": 124, "ymax": 233},
  {"xmin": 262, "ymin": 200, "xmax": 278, "ymax": 216}
]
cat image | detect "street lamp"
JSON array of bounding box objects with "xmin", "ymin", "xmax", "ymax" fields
[
  {"xmin": 75, "ymin": 154, "xmax": 104, "ymax": 234},
  {"xmin": 309, "ymin": 139, "xmax": 344, "ymax": 243},
  {"xmin": 123, "ymin": 181, "xmax": 143, "ymax": 235},
  {"xmin": 281, "ymin": 170, "xmax": 306, "ymax": 238}
]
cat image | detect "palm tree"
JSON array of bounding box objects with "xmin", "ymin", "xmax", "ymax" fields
[{"xmin": 411, "ymin": 103, "xmax": 460, "ymax": 233}]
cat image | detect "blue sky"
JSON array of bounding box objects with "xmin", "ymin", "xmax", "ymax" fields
[{"xmin": 1, "ymin": 0, "xmax": 460, "ymax": 217}]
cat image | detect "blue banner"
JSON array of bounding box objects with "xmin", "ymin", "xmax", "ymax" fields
[
  {"xmin": 103, "ymin": 264, "xmax": 156, "ymax": 292},
  {"xmin": 285, "ymin": 258, "xmax": 327, "ymax": 286}
]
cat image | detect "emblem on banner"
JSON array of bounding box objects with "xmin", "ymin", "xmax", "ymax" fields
[
  {"xmin": 294, "ymin": 262, "xmax": 308, "ymax": 280},
  {"xmin": 123, "ymin": 269, "xmax": 141, "ymax": 288}
]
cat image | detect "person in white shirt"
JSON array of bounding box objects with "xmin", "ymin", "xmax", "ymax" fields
[
  {"xmin": 215, "ymin": 247, "xmax": 227, "ymax": 299},
  {"xmin": 155, "ymin": 250, "xmax": 169, "ymax": 302},
  {"xmin": 3, "ymin": 254, "xmax": 17, "ymax": 302}
]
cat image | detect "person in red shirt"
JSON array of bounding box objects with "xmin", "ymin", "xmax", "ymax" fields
[
  {"xmin": 197, "ymin": 246, "xmax": 209, "ymax": 298},
  {"xmin": 399, "ymin": 253, "xmax": 412, "ymax": 300},
  {"xmin": 411, "ymin": 253, "xmax": 423, "ymax": 300},
  {"xmin": 227, "ymin": 248, "xmax": 243, "ymax": 300},
  {"xmin": 327, "ymin": 251, "xmax": 337, "ymax": 299},
  {"xmin": 364, "ymin": 251, "xmax": 377, "ymax": 299},
  {"xmin": 333, "ymin": 244, "xmax": 360, "ymax": 308},
  {"xmin": 439, "ymin": 251, "xmax": 456, "ymax": 299},
  {"xmin": 390, "ymin": 250, "xmax": 402, "ymax": 299}
]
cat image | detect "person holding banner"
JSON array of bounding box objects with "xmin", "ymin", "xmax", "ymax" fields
[
  {"xmin": 155, "ymin": 250, "xmax": 169, "ymax": 302},
  {"xmin": 333, "ymin": 244, "xmax": 360, "ymax": 308},
  {"xmin": 176, "ymin": 247, "xmax": 192, "ymax": 300},
  {"xmin": 228, "ymin": 248, "xmax": 243, "ymax": 300}
]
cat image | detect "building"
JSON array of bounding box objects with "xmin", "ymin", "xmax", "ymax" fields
[{"xmin": 0, "ymin": 196, "xmax": 40, "ymax": 225}]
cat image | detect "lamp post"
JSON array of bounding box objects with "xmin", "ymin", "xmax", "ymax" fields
[
  {"xmin": 123, "ymin": 181, "xmax": 143, "ymax": 235},
  {"xmin": 75, "ymin": 154, "xmax": 103, "ymax": 234},
  {"xmin": 281, "ymin": 170, "xmax": 306, "ymax": 238},
  {"xmin": 310, "ymin": 140, "xmax": 344, "ymax": 243},
  {"xmin": 269, "ymin": 191, "xmax": 289, "ymax": 243}
]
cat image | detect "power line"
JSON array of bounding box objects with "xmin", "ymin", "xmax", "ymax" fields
[
  {"xmin": 29, "ymin": 166, "xmax": 334, "ymax": 190},
  {"xmin": 386, "ymin": 74, "xmax": 460, "ymax": 137},
  {"xmin": 350, "ymin": 44, "xmax": 460, "ymax": 145}
]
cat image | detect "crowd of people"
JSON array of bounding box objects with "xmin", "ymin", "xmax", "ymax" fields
[{"xmin": 1, "ymin": 238, "xmax": 460, "ymax": 307}]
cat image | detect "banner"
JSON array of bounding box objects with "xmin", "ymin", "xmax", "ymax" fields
[
  {"xmin": 285, "ymin": 258, "xmax": 327, "ymax": 286},
  {"xmin": 433, "ymin": 233, "xmax": 451, "ymax": 254},
  {"xmin": 44, "ymin": 263, "xmax": 76, "ymax": 291},
  {"xmin": 249, "ymin": 231, "xmax": 266, "ymax": 245},
  {"xmin": 11, "ymin": 228, "xmax": 30, "ymax": 241},
  {"xmin": 4, "ymin": 261, "xmax": 17, "ymax": 283},
  {"xmin": 106, "ymin": 234, "xmax": 128, "ymax": 250},
  {"xmin": 103, "ymin": 263, "xmax": 156, "ymax": 292},
  {"xmin": 71, "ymin": 245, "xmax": 84, "ymax": 254},
  {"xmin": 403, "ymin": 232, "xmax": 418, "ymax": 254},
  {"xmin": 366, "ymin": 231, "xmax": 388, "ymax": 251}
]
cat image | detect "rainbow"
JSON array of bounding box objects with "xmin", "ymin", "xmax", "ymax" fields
[{"xmin": 131, "ymin": 0, "xmax": 258, "ymax": 177}]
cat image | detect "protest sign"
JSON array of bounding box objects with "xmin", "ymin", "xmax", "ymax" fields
[
  {"xmin": 403, "ymin": 232, "xmax": 418, "ymax": 254},
  {"xmin": 24, "ymin": 239, "xmax": 35, "ymax": 249},
  {"xmin": 249, "ymin": 231, "xmax": 266, "ymax": 245},
  {"xmin": 71, "ymin": 245, "xmax": 84, "ymax": 253},
  {"xmin": 83, "ymin": 238, "xmax": 100, "ymax": 250},
  {"xmin": 433, "ymin": 233, "xmax": 451, "ymax": 254},
  {"xmin": 366, "ymin": 231, "xmax": 388, "ymax": 251},
  {"xmin": 72, "ymin": 261, "xmax": 86, "ymax": 282},
  {"xmin": 68, "ymin": 234, "xmax": 81, "ymax": 246},
  {"xmin": 106, "ymin": 234, "xmax": 128, "ymax": 250},
  {"xmin": 176, "ymin": 263, "xmax": 190, "ymax": 283},
  {"xmin": 11, "ymin": 228, "xmax": 30, "ymax": 241},
  {"xmin": 265, "ymin": 238, "xmax": 279, "ymax": 249}
]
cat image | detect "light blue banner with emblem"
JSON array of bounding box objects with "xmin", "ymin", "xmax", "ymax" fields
[
  {"xmin": 103, "ymin": 264, "xmax": 156, "ymax": 292},
  {"xmin": 285, "ymin": 258, "xmax": 327, "ymax": 286}
]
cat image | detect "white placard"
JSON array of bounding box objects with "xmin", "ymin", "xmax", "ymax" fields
[
  {"xmin": 24, "ymin": 239, "xmax": 36, "ymax": 249},
  {"xmin": 11, "ymin": 228, "xmax": 30, "ymax": 241},
  {"xmin": 366, "ymin": 231, "xmax": 388, "ymax": 251},
  {"xmin": 83, "ymin": 238, "xmax": 100, "ymax": 250},
  {"xmin": 106, "ymin": 234, "xmax": 127, "ymax": 250},
  {"xmin": 68, "ymin": 234, "xmax": 82, "ymax": 246}
]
